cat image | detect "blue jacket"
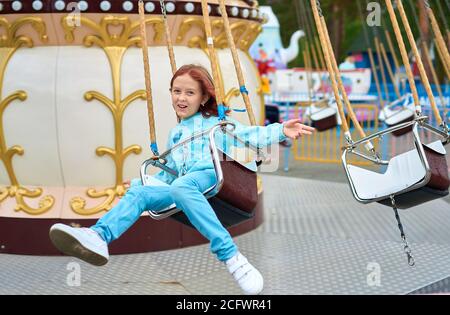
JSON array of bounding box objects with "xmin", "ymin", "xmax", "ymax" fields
[{"xmin": 132, "ymin": 112, "xmax": 287, "ymax": 186}]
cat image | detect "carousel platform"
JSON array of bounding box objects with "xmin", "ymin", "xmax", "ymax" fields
[{"xmin": 1, "ymin": 174, "xmax": 450, "ymax": 295}]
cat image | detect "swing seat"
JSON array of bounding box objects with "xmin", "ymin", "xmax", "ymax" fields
[
  {"xmin": 384, "ymin": 110, "xmax": 415, "ymax": 136},
  {"xmin": 343, "ymin": 121, "xmax": 449, "ymax": 209},
  {"xmin": 140, "ymin": 122, "xmax": 260, "ymax": 228},
  {"xmin": 380, "ymin": 94, "xmax": 415, "ymax": 136},
  {"xmin": 307, "ymin": 97, "xmax": 340, "ymax": 132}
]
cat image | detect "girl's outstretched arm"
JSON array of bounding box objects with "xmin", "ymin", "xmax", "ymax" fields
[{"xmin": 229, "ymin": 118, "xmax": 314, "ymax": 148}]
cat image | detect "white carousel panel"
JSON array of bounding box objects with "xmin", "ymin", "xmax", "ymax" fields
[
  {"xmin": 232, "ymin": 49, "xmax": 263, "ymax": 124},
  {"xmin": 121, "ymin": 47, "xmax": 178, "ymax": 180},
  {"xmin": 56, "ymin": 46, "xmax": 115, "ymax": 186},
  {"xmin": 272, "ymin": 68, "xmax": 372, "ymax": 96},
  {"xmin": 340, "ymin": 68, "xmax": 372, "ymax": 95},
  {"xmin": 217, "ymin": 49, "xmax": 244, "ymax": 123},
  {"xmin": 171, "ymin": 46, "xmax": 213, "ymax": 72},
  {"xmin": 0, "ymin": 47, "xmax": 63, "ymax": 187},
  {"xmin": 207, "ymin": 48, "xmax": 263, "ymax": 125}
]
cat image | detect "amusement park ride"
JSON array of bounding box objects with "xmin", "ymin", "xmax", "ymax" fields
[
  {"xmin": 0, "ymin": 0, "xmax": 449, "ymax": 269},
  {"xmin": 0, "ymin": 0, "xmax": 267, "ymax": 255}
]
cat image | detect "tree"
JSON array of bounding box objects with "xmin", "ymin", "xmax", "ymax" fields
[{"xmin": 259, "ymin": 0, "xmax": 362, "ymax": 66}]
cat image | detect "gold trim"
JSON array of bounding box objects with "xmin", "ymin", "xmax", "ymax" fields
[
  {"xmin": 215, "ymin": 21, "xmax": 248, "ymax": 49},
  {"xmin": 176, "ymin": 17, "xmax": 206, "ymax": 47},
  {"xmin": 0, "ymin": 17, "xmax": 54, "ymax": 215},
  {"xmin": 62, "ymin": 15, "xmax": 164, "ymax": 47},
  {"xmin": 63, "ymin": 16, "xmax": 163, "ymax": 215},
  {"xmin": 176, "ymin": 18, "xmax": 261, "ymax": 51},
  {"xmin": 223, "ymin": 88, "xmax": 240, "ymax": 107},
  {"xmin": 239, "ymin": 23, "xmax": 262, "ymax": 52}
]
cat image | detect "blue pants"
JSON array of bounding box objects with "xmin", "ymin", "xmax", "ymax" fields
[{"xmin": 91, "ymin": 169, "xmax": 237, "ymax": 261}]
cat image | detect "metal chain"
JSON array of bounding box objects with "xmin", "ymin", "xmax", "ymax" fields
[
  {"xmin": 159, "ymin": 0, "xmax": 168, "ymax": 19},
  {"xmin": 315, "ymin": 0, "xmax": 323, "ymax": 17},
  {"xmin": 390, "ymin": 195, "xmax": 415, "ymax": 266}
]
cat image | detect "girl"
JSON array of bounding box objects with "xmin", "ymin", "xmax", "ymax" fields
[{"xmin": 49, "ymin": 64, "xmax": 314, "ymax": 295}]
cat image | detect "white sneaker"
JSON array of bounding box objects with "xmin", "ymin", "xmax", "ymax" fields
[
  {"xmin": 49, "ymin": 223, "xmax": 109, "ymax": 266},
  {"xmin": 225, "ymin": 252, "xmax": 264, "ymax": 295}
]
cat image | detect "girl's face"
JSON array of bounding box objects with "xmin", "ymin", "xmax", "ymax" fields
[{"xmin": 171, "ymin": 73, "xmax": 209, "ymax": 119}]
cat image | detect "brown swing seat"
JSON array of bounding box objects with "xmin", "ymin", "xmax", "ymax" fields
[
  {"xmin": 308, "ymin": 98, "xmax": 338, "ymax": 132},
  {"xmin": 140, "ymin": 122, "xmax": 261, "ymax": 228}
]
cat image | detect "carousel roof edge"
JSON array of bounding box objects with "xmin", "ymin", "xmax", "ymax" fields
[{"xmin": 0, "ymin": 0, "xmax": 263, "ymax": 22}]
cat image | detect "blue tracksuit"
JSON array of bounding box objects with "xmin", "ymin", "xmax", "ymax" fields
[{"xmin": 91, "ymin": 112, "xmax": 286, "ymax": 261}]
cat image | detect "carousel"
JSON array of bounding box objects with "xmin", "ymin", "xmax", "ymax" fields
[{"xmin": 0, "ymin": 0, "xmax": 267, "ymax": 255}]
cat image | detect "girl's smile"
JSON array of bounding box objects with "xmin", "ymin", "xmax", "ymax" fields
[{"xmin": 171, "ymin": 74, "xmax": 209, "ymax": 119}]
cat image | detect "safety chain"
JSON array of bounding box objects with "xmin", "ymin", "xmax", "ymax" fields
[
  {"xmin": 159, "ymin": 0, "xmax": 168, "ymax": 18},
  {"xmin": 390, "ymin": 195, "xmax": 415, "ymax": 266},
  {"xmin": 315, "ymin": 0, "xmax": 323, "ymax": 17}
]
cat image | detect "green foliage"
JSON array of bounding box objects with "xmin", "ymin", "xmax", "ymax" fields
[
  {"xmin": 258, "ymin": 0, "xmax": 364, "ymax": 67},
  {"xmin": 257, "ymin": 0, "xmax": 449, "ymax": 81}
]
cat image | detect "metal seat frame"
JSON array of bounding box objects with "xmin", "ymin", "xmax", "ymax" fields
[{"xmin": 140, "ymin": 121, "xmax": 265, "ymax": 222}]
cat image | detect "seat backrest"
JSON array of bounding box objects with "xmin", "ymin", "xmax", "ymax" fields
[
  {"xmin": 216, "ymin": 150, "xmax": 258, "ymax": 214},
  {"xmin": 423, "ymin": 142, "xmax": 450, "ymax": 191}
]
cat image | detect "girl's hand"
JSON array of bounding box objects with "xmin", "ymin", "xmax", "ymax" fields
[{"xmin": 283, "ymin": 119, "xmax": 315, "ymax": 140}]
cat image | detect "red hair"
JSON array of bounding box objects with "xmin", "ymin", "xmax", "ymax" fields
[{"xmin": 170, "ymin": 64, "xmax": 230, "ymax": 118}]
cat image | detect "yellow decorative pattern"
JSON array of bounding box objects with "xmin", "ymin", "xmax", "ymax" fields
[
  {"xmin": 176, "ymin": 17, "xmax": 206, "ymax": 47},
  {"xmin": 176, "ymin": 18, "xmax": 260, "ymax": 51},
  {"xmin": 224, "ymin": 88, "xmax": 240, "ymax": 107},
  {"xmin": 0, "ymin": 17, "xmax": 54, "ymax": 215},
  {"xmin": 62, "ymin": 16, "xmax": 164, "ymax": 215},
  {"xmin": 215, "ymin": 22, "xmax": 248, "ymax": 49},
  {"xmin": 239, "ymin": 23, "xmax": 262, "ymax": 52}
]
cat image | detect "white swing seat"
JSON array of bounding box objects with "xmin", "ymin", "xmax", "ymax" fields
[
  {"xmin": 379, "ymin": 93, "xmax": 415, "ymax": 123},
  {"xmin": 346, "ymin": 140, "xmax": 447, "ymax": 202},
  {"xmin": 310, "ymin": 106, "xmax": 337, "ymax": 121},
  {"xmin": 307, "ymin": 98, "xmax": 341, "ymax": 131},
  {"xmin": 381, "ymin": 94, "xmax": 416, "ymax": 136},
  {"xmin": 384, "ymin": 108, "xmax": 415, "ymax": 126}
]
